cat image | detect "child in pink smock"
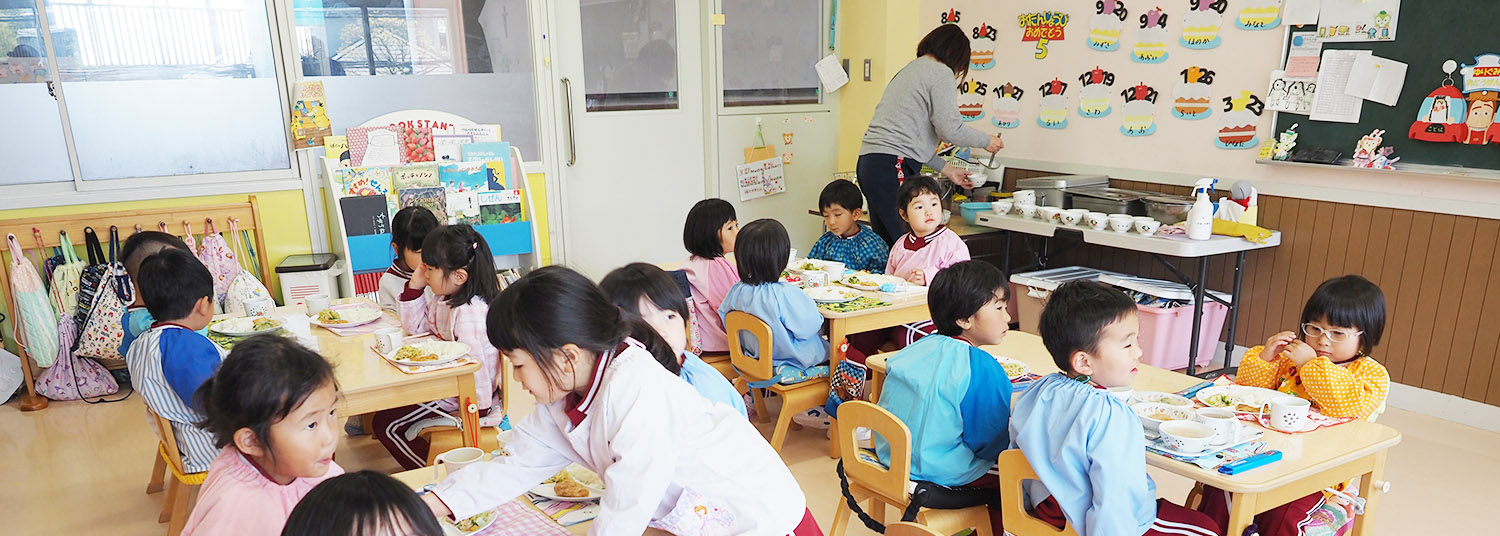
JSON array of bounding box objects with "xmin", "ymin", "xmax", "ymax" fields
[{"xmin": 680, "ymin": 198, "xmax": 741, "ymax": 353}]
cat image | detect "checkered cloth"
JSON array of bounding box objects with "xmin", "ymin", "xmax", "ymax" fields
[{"xmin": 472, "ymin": 498, "xmax": 573, "ymax": 536}]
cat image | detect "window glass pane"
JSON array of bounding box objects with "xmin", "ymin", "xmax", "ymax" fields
[
  {"xmin": 44, "ymin": 0, "xmax": 290, "ymax": 180},
  {"xmin": 580, "ymin": 0, "xmax": 677, "ymax": 112},
  {"xmin": 721, "ymin": 0, "xmax": 820, "ymax": 107},
  {"xmin": 294, "ymin": 0, "xmax": 541, "ymax": 160},
  {"xmin": 1, "ymin": 6, "xmax": 71, "ymax": 185}
]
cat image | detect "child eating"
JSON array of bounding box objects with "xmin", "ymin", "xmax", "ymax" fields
[
  {"xmin": 885, "ymin": 175, "xmax": 970, "ymax": 286},
  {"xmin": 809, "ymin": 179, "xmax": 889, "ymax": 273}
]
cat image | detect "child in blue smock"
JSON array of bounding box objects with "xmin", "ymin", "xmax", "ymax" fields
[
  {"xmin": 1010, "ymin": 281, "xmax": 1220, "ymax": 536},
  {"xmin": 118, "ymin": 231, "xmax": 192, "ymax": 356},
  {"xmin": 718, "ymin": 219, "xmax": 829, "ymax": 380}
]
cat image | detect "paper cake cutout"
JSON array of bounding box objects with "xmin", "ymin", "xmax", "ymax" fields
[
  {"xmin": 1215, "ymin": 90, "xmax": 1265, "ymax": 149},
  {"xmin": 940, "ymin": 8, "xmax": 961, "ymax": 25},
  {"xmin": 1120, "ymin": 83, "xmax": 1159, "ymax": 136},
  {"xmin": 1181, "ymin": 0, "xmax": 1226, "ymax": 50},
  {"xmin": 970, "ymin": 22, "xmax": 998, "ymax": 70},
  {"xmin": 1131, "ymin": 7, "xmax": 1169, "ymax": 64},
  {"xmin": 1078, "ymin": 67, "xmax": 1116, "ymax": 118},
  {"xmin": 1172, "ymin": 66, "xmax": 1216, "ymax": 120},
  {"xmin": 1038, "ymin": 78, "xmax": 1070, "ymax": 129},
  {"xmin": 1235, "ymin": 0, "xmax": 1282, "ymax": 30},
  {"xmin": 1088, "ymin": 0, "xmax": 1128, "ymax": 51},
  {"xmin": 957, "ymin": 79, "xmax": 988, "ymax": 122},
  {"xmin": 993, "ymin": 83, "xmax": 1024, "ymax": 129}
]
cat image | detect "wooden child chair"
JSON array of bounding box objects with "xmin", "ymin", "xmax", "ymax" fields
[
  {"xmin": 144, "ymin": 408, "xmax": 208, "ymax": 536},
  {"xmin": 725, "ymin": 310, "xmax": 830, "ymax": 452},
  {"xmin": 830, "ymin": 401, "xmax": 993, "ymax": 536},
  {"xmin": 884, "ymin": 522, "xmax": 947, "ymax": 536},
  {"xmin": 997, "ymin": 449, "xmax": 1078, "ymax": 536}
]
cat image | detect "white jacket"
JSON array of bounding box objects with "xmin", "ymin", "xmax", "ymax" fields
[{"xmin": 433, "ymin": 342, "xmax": 806, "ymax": 535}]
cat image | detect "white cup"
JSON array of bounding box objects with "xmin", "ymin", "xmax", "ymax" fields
[
  {"xmin": 304, "ymin": 294, "xmax": 330, "ymax": 314},
  {"xmin": 1266, "ymin": 396, "xmax": 1311, "ymax": 432},
  {"xmin": 1106, "ymin": 386, "xmax": 1134, "ymax": 402},
  {"xmin": 1134, "ymin": 218, "xmax": 1162, "ymax": 236},
  {"xmin": 1108, "ymin": 215, "xmax": 1133, "ymax": 233},
  {"xmin": 992, "ymin": 199, "xmax": 1014, "ymax": 215},
  {"xmin": 1062, "ymin": 209, "xmax": 1088, "ymax": 226},
  {"xmin": 1018, "ymin": 203, "xmax": 1038, "ymax": 219},
  {"xmin": 1085, "ymin": 212, "xmax": 1109, "ymax": 230},
  {"xmin": 821, "ymin": 261, "xmax": 845, "ymax": 278},
  {"xmin": 787, "ymin": 248, "xmax": 798, "ymax": 268},
  {"xmin": 374, "ymin": 327, "xmax": 404, "ymax": 355},
  {"xmin": 1160, "ymin": 421, "xmax": 1216, "ymax": 453},
  {"xmin": 1038, "ymin": 206, "xmax": 1062, "ymax": 223},
  {"xmin": 1012, "ymin": 190, "xmax": 1036, "ymax": 205},
  {"xmin": 244, "ymin": 297, "xmax": 273, "ymax": 317},
  {"xmin": 803, "ymin": 271, "xmax": 828, "ymax": 288},
  {"xmin": 435, "ymin": 446, "xmax": 485, "ymax": 478},
  {"xmin": 965, "ymin": 164, "xmax": 988, "ymax": 188},
  {"xmin": 1196, "ymin": 407, "xmax": 1241, "ymax": 445}
]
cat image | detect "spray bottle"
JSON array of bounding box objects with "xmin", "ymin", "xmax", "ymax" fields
[{"xmin": 1186, "ymin": 178, "xmax": 1217, "ymax": 240}]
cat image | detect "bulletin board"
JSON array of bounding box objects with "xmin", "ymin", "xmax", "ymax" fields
[{"xmin": 1271, "ymin": 5, "xmax": 1500, "ymax": 171}]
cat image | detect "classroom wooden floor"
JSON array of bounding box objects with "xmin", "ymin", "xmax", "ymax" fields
[{"xmin": 3, "ymin": 392, "xmax": 1494, "ymax": 535}]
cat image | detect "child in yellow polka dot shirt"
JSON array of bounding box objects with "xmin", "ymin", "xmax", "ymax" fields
[{"xmin": 1236, "ymin": 275, "xmax": 1389, "ymax": 421}]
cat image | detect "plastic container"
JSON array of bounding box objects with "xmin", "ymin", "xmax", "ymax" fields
[
  {"xmin": 1009, "ymin": 267, "xmax": 1130, "ymax": 332},
  {"xmin": 959, "ymin": 201, "xmax": 993, "ymax": 224},
  {"xmin": 1101, "ymin": 274, "xmax": 1230, "ymax": 370},
  {"xmin": 276, "ymin": 253, "xmax": 343, "ymax": 306}
]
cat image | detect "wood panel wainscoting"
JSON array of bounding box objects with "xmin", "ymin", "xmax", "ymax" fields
[{"xmin": 987, "ymin": 169, "xmax": 1500, "ymax": 406}]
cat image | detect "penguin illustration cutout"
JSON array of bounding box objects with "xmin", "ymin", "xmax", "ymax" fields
[
  {"xmin": 1215, "ymin": 90, "xmax": 1265, "ymax": 149},
  {"xmin": 1088, "ymin": 0, "xmax": 1129, "ymax": 51},
  {"xmin": 1120, "ymin": 83, "xmax": 1159, "ymax": 136},
  {"xmin": 1078, "ymin": 67, "xmax": 1116, "ymax": 118},
  {"xmin": 1132, "ymin": 7, "xmax": 1169, "ymax": 63},
  {"xmin": 1181, "ymin": 0, "xmax": 1226, "ymax": 50},
  {"xmin": 1172, "ymin": 66, "xmax": 1215, "ymax": 120},
  {"xmin": 957, "ymin": 79, "xmax": 988, "ymax": 122},
  {"xmin": 1038, "ymin": 78, "xmax": 1070, "ymax": 129},
  {"xmin": 993, "ymin": 83, "xmax": 1024, "ymax": 129}
]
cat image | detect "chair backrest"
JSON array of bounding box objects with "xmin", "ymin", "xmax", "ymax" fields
[
  {"xmin": 838, "ymin": 400, "xmax": 912, "ymax": 506},
  {"xmin": 884, "ymin": 522, "xmax": 945, "ymax": 536},
  {"xmin": 147, "ymin": 406, "xmax": 189, "ymax": 475},
  {"xmin": 725, "ymin": 310, "xmax": 774, "ymax": 381},
  {"xmin": 997, "ymin": 449, "xmax": 1079, "ymax": 536}
]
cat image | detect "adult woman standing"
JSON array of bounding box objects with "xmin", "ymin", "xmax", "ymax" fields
[{"xmin": 858, "ymin": 24, "xmax": 1005, "ymax": 244}]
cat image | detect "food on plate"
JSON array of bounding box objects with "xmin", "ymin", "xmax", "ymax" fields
[
  {"xmin": 1135, "ymin": 392, "xmax": 1192, "ymax": 406},
  {"xmin": 818, "ymin": 296, "xmax": 889, "ymax": 313},
  {"xmin": 453, "ymin": 509, "xmax": 496, "ymax": 532},
  {"xmin": 393, "ymin": 345, "xmax": 438, "ymax": 362},
  {"xmin": 799, "ymin": 261, "xmax": 822, "ymax": 271},
  {"xmin": 251, "ymin": 318, "xmax": 280, "ymax": 331},
  {"xmin": 544, "ymin": 469, "xmax": 572, "ymax": 484},
  {"xmin": 315, "ymin": 309, "xmax": 346, "ymax": 324},
  {"xmin": 1148, "ymin": 412, "xmax": 1184, "ymax": 421},
  {"xmin": 554, "ymin": 475, "xmax": 591, "ymax": 498},
  {"xmin": 999, "ymin": 361, "xmax": 1028, "ymax": 378},
  {"xmin": 780, "ymin": 271, "xmax": 803, "ymax": 285},
  {"xmin": 1204, "ymin": 393, "xmax": 1234, "ymax": 408}
]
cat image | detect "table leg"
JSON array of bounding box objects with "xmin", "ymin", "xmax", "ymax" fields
[
  {"xmin": 828, "ymin": 318, "xmax": 848, "ymax": 459},
  {"xmin": 1226, "ymin": 492, "xmax": 1257, "ymax": 536},
  {"xmin": 457, "ymin": 373, "xmax": 480, "ymax": 448},
  {"xmin": 869, "ymin": 370, "xmax": 885, "ymax": 404},
  {"xmin": 1351, "ymin": 450, "xmax": 1389, "ymax": 536},
  {"xmin": 1187, "ymin": 256, "xmax": 1209, "ymax": 377},
  {"xmin": 1003, "ymin": 231, "xmax": 1012, "ymax": 274},
  {"xmin": 1224, "ymin": 251, "xmax": 1247, "ymax": 370}
]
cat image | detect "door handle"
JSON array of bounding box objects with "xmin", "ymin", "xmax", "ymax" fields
[{"xmin": 561, "ymin": 77, "xmax": 577, "ymax": 166}]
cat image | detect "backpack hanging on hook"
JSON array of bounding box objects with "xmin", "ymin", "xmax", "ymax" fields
[
  {"xmin": 75, "ymin": 226, "xmax": 133, "ymax": 361},
  {"xmin": 197, "ymin": 218, "xmax": 238, "ymax": 313}
]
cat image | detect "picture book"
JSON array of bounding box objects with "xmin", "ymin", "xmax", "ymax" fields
[
  {"xmin": 347, "ymin": 125, "xmax": 403, "ymax": 166},
  {"xmin": 324, "ymin": 135, "xmax": 350, "ymax": 166},
  {"xmin": 479, "ymin": 190, "xmax": 524, "ymax": 224},
  {"xmin": 339, "ymin": 195, "xmax": 391, "ymax": 236},
  {"xmin": 452, "ymin": 124, "xmax": 501, "ymax": 143},
  {"xmin": 484, "ymin": 160, "xmax": 507, "ymax": 190},
  {"xmin": 341, "ymin": 167, "xmax": 393, "ymax": 198},
  {"xmin": 393, "ymin": 164, "xmax": 439, "ymax": 191},
  {"xmin": 399, "ymin": 124, "xmax": 435, "ymax": 162},
  {"xmin": 450, "ymin": 190, "xmax": 482, "ymax": 225},
  {"xmin": 433, "ymin": 134, "xmax": 473, "ymax": 162},
  {"xmin": 399, "ymin": 187, "xmax": 449, "ymax": 224},
  {"xmin": 291, "ymin": 81, "xmax": 332, "ymax": 149},
  {"xmin": 460, "ymin": 142, "xmax": 509, "ymax": 163},
  {"xmin": 439, "ymin": 162, "xmax": 488, "ymax": 192}
]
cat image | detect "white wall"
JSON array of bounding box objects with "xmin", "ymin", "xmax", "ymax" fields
[{"xmin": 715, "ymin": 110, "xmax": 838, "ymax": 251}]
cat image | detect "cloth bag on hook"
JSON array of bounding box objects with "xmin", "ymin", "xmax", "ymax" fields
[
  {"xmin": 75, "ymin": 226, "xmax": 133, "ymax": 361},
  {"xmin": 49, "ymin": 231, "xmax": 86, "ymax": 318},
  {"xmin": 73, "ymin": 227, "xmax": 109, "ymax": 327},
  {"xmin": 224, "ymin": 219, "xmax": 271, "ymax": 316},
  {"xmin": 6, "ymin": 233, "xmax": 59, "ymax": 367},
  {"xmin": 36, "ymin": 314, "xmax": 119, "ymax": 401},
  {"xmin": 197, "ymin": 219, "xmax": 238, "ymax": 310}
]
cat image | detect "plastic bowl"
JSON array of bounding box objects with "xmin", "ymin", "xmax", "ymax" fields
[{"xmin": 959, "ymin": 202, "xmax": 992, "ymax": 224}]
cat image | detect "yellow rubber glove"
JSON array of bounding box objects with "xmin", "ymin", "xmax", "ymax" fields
[{"xmin": 1212, "ymin": 218, "xmax": 1273, "ymax": 244}]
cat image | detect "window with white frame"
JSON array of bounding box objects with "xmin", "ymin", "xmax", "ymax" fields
[
  {"xmin": 720, "ymin": 0, "xmax": 822, "ymax": 107},
  {"xmin": 292, "ymin": 0, "xmax": 542, "ymax": 159}
]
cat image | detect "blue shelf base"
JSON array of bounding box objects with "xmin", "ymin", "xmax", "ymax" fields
[{"xmin": 345, "ymin": 222, "xmax": 534, "ymax": 274}]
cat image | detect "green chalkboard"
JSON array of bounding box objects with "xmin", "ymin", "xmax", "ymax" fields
[{"xmin": 1273, "ymin": 6, "xmax": 1500, "ymax": 171}]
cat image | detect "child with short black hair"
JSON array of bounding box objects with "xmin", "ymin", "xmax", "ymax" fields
[
  {"xmin": 885, "ymin": 175, "xmax": 970, "ymax": 286},
  {"xmin": 119, "ymin": 230, "xmax": 193, "ymax": 354},
  {"xmin": 126, "ymin": 248, "xmax": 225, "ymax": 474},
  {"xmin": 873, "ymin": 261, "xmax": 1013, "ymax": 536},
  {"xmin": 809, "ymin": 180, "xmax": 889, "ymax": 273},
  {"xmin": 280, "ymin": 471, "xmax": 442, "ymax": 536},
  {"xmin": 601, "ymin": 262, "xmax": 747, "ymax": 417},
  {"xmin": 1009, "ymin": 281, "xmax": 1220, "ymax": 536},
  {"xmin": 182, "ymin": 335, "xmax": 345, "ymax": 536},
  {"xmin": 379, "ymin": 206, "xmax": 441, "ymax": 312},
  {"xmin": 375, "ymin": 224, "xmax": 505, "ymax": 470},
  {"xmin": 423, "ymin": 266, "xmax": 818, "ymax": 534},
  {"xmin": 718, "ymin": 219, "xmax": 829, "ymax": 375},
  {"xmin": 680, "ymin": 198, "xmax": 741, "ymax": 353}
]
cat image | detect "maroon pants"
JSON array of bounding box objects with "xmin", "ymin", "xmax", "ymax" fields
[
  {"xmin": 1033, "ymin": 496, "xmax": 1221, "ymax": 535},
  {"xmin": 790, "ymin": 508, "xmax": 824, "ymax": 536},
  {"xmin": 1200, "ymin": 486, "xmax": 1325, "ymax": 536},
  {"xmin": 963, "ymin": 472, "xmax": 1006, "ymax": 536}
]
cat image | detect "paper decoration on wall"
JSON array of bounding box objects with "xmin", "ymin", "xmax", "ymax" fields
[
  {"xmin": 393, "ymin": 164, "xmax": 439, "ymax": 191},
  {"xmin": 957, "ymin": 79, "xmax": 988, "ymax": 122},
  {"xmin": 1037, "ymin": 78, "xmax": 1070, "ymax": 129},
  {"xmin": 1172, "ymin": 66, "xmax": 1215, "ymax": 119},
  {"xmin": 970, "ymin": 22, "xmax": 998, "ymax": 70},
  {"xmin": 782, "ymin": 132, "xmax": 794, "ymax": 145},
  {"xmin": 1317, "ymin": 0, "xmax": 1397, "ymax": 42},
  {"xmin": 1272, "ymin": 123, "xmax": 1298, "ymax": 160},
  {"xmin": 737, "ymin": 156, "xmax": 786, "ymax": 201},
  {"xmin": 1078, "ymin": 67, "xmax": 1116, "ymax": 118},
  {"xmin": 1236, "ymin": 0, "xmax": 1283, "ymax": 29},
  {"xmin": 479, "ymin": 190, "xmax": 523, "ymax": 224},
  {"xmin": 1409, "ymin": 60, "xmax": 1469, "ymax": 143},
  {"xmin": 291, "ymin": 81, "xmax": 331, "ymax": 149},
  {"xmin": 1215, "ymin": 90, "xmax": 1265, "ymax": 149},
  {"xmin": 993, "ymin": 83, "xmax": 1024, "ymax": 129},
  {"xmin": 1131, "ymin": 7, "xmax": 1169, "ymax": 64},
  {"xmin": 1460, "ymin": 54, "xmax": 1500, "ymax": 94},
  {"xmin": 782, "ymin": 152, "xmax": 795, "ymax": 165},
  {"xmin": 1459, "ymin": 56, "xmax": 1500, "ymax": 145},
  {"xmin": 1018, "ymin": 11, "xmax": 1069, "ymax": 60},
  {"xmin": 1181, "ymin": 0, "xmax": 1226, "ymax": 50},
  {"xmin": 940, "ymin": 8, "xmax": 961, "ymax": 24},
  {"xmin": 1088, "ymin": 0, "xmax": 1129, "ymax": 51},
  {"xmin": 1120, "ymin": 83, "xmax": 1159, "ymax": 136},
  {"xmin": 399, "ymin": 187, "xmax": 448, "ymax": 224},
  {"xmin": 399, "ymin": 125, "xmax": 434, "ymax": 163},
  {"xmin": 1266, "ymin": 71, "xmax": 1315, "ymax": 115},
  {"xmin": 1350, "ymin": 129, "xmax": 1399, "ymax": 169}
]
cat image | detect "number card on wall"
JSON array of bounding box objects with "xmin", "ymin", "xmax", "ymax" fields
[{"xmin": 737, "ymin": 156, "xmax": 786, "ymax": 201}]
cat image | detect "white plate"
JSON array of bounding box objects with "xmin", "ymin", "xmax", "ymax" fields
[
  {"xmin": 839, "ymin": 273, "xmax": 905, "ymax": 291},
  {"xmin": 209, "ymin": 317, "xmax": 284, "ymax": 337},
  {"xmin": 804, "ymin": 286, "xmax": 860, "ymax": 304},
  {"xmin": 383, "ymin": 341, "xmax": 470, "ymax": 366},
  {"xmin": 530, "ymin": 482, "xmax": 602, "ymax": 502},
  {"xmin": 1196, "ymin": 385, "xmax": 1285, "ymax": 413},
  {"xmin": 444, "ymin": 508, "xmax": 497, "ymax": 535},
  {"xmin": 309, "ymin": 307, "xmax": 383, "ymax": 329},
  {"xmin": 994, "ymin": 355, "xmax": 1031, "ymax": 380},
  {"xmin": 1146, "ymin": 423, "xmax": 1265, "ymax": 458},
  {"xmin": 1132, "ymin": 391, "xmax": 1194, "ymax": 407}
]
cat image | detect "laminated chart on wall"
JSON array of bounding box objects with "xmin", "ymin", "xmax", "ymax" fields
[
  {"xmin": 1120, "ymin": 83, "xmax": 1160, "ymax": 136},
  {"xmin": 993, "ymin": 83, "xmax": 1024, "ymax": 129},
  {"xmin": 1317, "ymin": 0, "xmax": 1399, "ymax": 42},
  {"xmin": 1172, "ymin": 66, "xmax": 1215, "ymax": 119},
  {"xmin": 1018, "ymin": 11, "xmax": 1069, "ymax": 59},
  {"xmin": 1088, "ymin": 0, "xmax": 1129, "ymax": 51},
  {"xmin": 737, "ymin": 157, "xmax": 786, "ymax": 201},
  {"xmin": 1284, "ymin": 32, "xmax": 1323, "ymax": 78},
  {"xmin": 969, "ymin": 21, "xmax": 998, "ymax": 70},
  {"xmin": 1181, "ymin": 0, "xmax": 1227, "ymax": 50},
  {"xmin": 1037, "ymin": 78, "xmax": 1070, "ymax": 129},
  {"xmin": 957, "ymin": 79, "xmax": 989, "ymax": 122},
  {"xmin": 1131, "ymin": 7, "xmax": 1169, "ymax": 63},
  {"xmin": 1078, "ymin": 67, "xmax": 1116, "ymax": 118},
  {"xmin": 1215, "ymin": 90, "xmax": 1265, "ymax": 149},
  {"xmin": 1310, "ymin": 49, "xmax": 1370, "ymax": 123},
  {"xmin": 1235, "ymin": 0, "xmax": 1283, "ymax": 30}
]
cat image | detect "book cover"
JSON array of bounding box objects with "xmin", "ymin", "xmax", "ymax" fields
[
  {"xmin": 433, "ymin": 133, "xmax": 473, "ymax": 162},
  {"xmin": 291, "ymin": 81, "xmax": 332, "ymax": 148},
  {"xmin": 338, "ymin": 195, "xmax": 391, "ymax": 236},
  {"xmin": 460, "ymin": 141, "xmax": 509, "ymax": 163},
  {"xmin": 347, "ymin": 126, "xmax": 403, "ymax": 166},
  {"xmin": 399, "ymin": 187, "xmax": 449, "ymax": 224},
  {"xmin": 450, "ymin": 190, "xmax": 482, "ymax": 225},
  {"xmin": 452, "ymin": 124, "xmax": 501, "ymax": 143},
  {"xmin": 479, "ymin": 190, "xmax": 524, "ymax": 224},
  {"xmin": 392, "ymin": 164, "xmax": 439, "ymax": 191},
  {"xmin": 439, "ymin": 162, "xmax": 488, "ymax": 192},
  {"xmin": 399, "ymin": 124, "xmax": 434, "ymax": 163},
  {"xmin": 324, "ymin": 135, "xmax": 350, "ymax": 166},
  {"xmin": 341, "ymin": 167, "xmax": 393, "ymax": 198},
  {"xmin": 484, "ymin": 160, "xmax": 508, "ymax": 190}
]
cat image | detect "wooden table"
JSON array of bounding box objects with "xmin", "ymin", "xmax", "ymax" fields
[
  {"xmin": 392, "ymin": 465, "xmax": 590, "ymax": 535},
  {"xmin": 239, "ymin": 301, "xmax": 485, "ymax": 447},
  {"xmin": 822, "ymin": 287, "xmax": 931, "ymax": 458},
  {"xmin": 866, "ymin": 331, "xmax": 1401, "ymax": 536}
]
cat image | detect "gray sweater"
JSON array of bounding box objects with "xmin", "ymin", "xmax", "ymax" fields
[{"xmin": 860, "ymin": 57, "xmax": 992, "ymax": 171}]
